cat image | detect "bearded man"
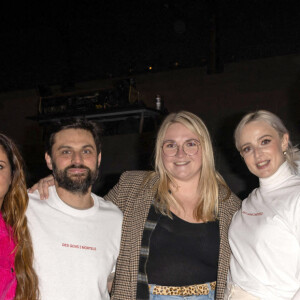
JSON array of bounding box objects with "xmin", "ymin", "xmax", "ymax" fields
[{"xmin": 27, "ymin": 119, "xmax": 123, "ymax": 300}]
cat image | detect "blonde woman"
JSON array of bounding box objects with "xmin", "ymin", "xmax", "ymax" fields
[
  {"xmin": 31, "ymin": 111, "xmax": 241, "ymax": 300},
  {"xmin": 226, "ymin": 110, "xmax": 300, "ymax": 299}
]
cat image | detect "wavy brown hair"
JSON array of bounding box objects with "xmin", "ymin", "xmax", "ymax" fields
[{"xmin": 0, "ymin": 134, "xmax": 39, "ymax": 300}]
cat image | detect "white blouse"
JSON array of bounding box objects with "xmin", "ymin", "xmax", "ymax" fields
[{"xmin": 229, "ymin": 162, "xmax": 300, "ymax": 300}]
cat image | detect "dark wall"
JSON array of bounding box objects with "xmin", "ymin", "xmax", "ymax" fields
[{"xmin": 0, "ymin": 54, "xmax": 299, "ymax": 198}]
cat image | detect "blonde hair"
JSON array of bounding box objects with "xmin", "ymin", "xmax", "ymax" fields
[
  {"xmin": 234, "ymin": 110, "xmax": 300, "ymax": 173},
  {"xmin": 148, "ymin": 111, "xmax": 229, "ymax": 221},
  {"xmin": 0, "ymin": 134, "xmax": 39, "ymax": 300}
]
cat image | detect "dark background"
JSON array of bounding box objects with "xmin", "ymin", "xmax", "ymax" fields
[
  {"xmin": 0, "ymin": 0, "xmax": 299, "ymax": 198},
  {"xmin": 1, "ymin": 0, "xmax": 299, "ymax": 92}
]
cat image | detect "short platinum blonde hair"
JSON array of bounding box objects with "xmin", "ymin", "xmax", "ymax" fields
[
  {"xmin": 234, "ymin": 110, "xmax": 300, "ymax": 173},
  {"xmin": 150, "ymin": 111, "xmax": 229, "ymax": 221}
]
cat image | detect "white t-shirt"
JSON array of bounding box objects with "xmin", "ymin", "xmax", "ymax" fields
[
  {"xmin": 27, "ymin": 186, "xmax": 123, "ymax": 300},
  {"xmin": 229, "ymin": 162, "xmax": 300, "ymax": 300}
]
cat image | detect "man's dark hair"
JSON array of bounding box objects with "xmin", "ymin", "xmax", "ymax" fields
[{"xmin": 44, "ymin": 119, "xmax": 102, "ymax": 157}]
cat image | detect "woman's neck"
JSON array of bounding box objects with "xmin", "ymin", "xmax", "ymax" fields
[{"xmin": 169, "ymin": 179, "xmax": 202, "ymax": 223}]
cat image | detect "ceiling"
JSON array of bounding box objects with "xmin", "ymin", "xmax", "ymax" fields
[{"xmin": 1, "ymin": 0, "xmax": 299, "ymax": 92}]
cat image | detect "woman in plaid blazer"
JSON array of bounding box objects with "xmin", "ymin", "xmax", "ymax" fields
[
  {"xmin": 105, "ymin": 111, "xmax": 241, "ymax": 300},
  {"xmin": 32, "ymin": 111, "xmax": 241, "ymax": 300}
]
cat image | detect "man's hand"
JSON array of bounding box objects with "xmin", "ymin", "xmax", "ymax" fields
[{"xmin": 28, "ymin": 174, "xmax": 55, "ymax": 200}]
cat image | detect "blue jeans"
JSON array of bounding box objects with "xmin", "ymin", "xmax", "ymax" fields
[{"xmin": 149, "ymin": 283, "xmax": 215, "ymax": 300}]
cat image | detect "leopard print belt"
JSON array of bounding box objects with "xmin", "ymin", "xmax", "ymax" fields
[{"xmin": 149, "ymin": 281, "xmax": 216, "ymax": 296}]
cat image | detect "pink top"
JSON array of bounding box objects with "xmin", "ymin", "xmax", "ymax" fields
[{"xmin": 0, "ymin": 213, "xmax": 16, "ymax": 300}]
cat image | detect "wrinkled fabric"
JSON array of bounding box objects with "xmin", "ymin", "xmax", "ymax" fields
[{"xmin": 0, "ymin": 213, "xmax": 16, "ymax": 300}]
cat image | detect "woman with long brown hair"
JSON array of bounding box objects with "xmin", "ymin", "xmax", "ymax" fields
[{"xmin": 0, "ymin": 133, "xmax": 39, "ymax": 300}]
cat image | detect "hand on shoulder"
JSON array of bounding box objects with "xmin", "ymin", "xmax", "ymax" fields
[{"xmin": 28, "ymin": 174, "xmax": 54, "ymax": 200}]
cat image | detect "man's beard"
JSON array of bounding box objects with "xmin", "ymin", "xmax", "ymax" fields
[{"xmin": 52, "ymin": 162, "xmax": 99, "ymax": 195}]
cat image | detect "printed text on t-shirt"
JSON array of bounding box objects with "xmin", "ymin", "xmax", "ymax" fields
[
  {"xmin": 242, "ymin": 211, "xmax": 263, "ymax": 216},
  {"xmin": 62, "ymin": 243, "xmax": 96, "ymax": 251}
]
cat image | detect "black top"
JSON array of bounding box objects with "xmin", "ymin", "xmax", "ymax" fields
[{"xmin": 146, "ymin": 213, "xmax": 220, "ymax": 286}]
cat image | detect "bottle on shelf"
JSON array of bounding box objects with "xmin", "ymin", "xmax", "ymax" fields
[{"xmin": 155, "ymin": 94, "xmax": 162, "ymax": 110}]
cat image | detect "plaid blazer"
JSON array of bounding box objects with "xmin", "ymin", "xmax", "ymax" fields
[{"xmin": 104, "ymin": 171, "xmax": 241, "ymax": 300}]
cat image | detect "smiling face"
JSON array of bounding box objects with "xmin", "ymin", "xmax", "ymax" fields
[
  {"xmin": 0, "ymin": 146, "xmax": 12, "ymax": 208},
  {"xmin": 239, "ymin": 120, "xmax": 289, "ymax": 178},
  {"xmin": 162, "ymin": 122, "xmax": 203, "ymax": 184},
  {"xmin": 45, "ymin": 128, "xmax": 101, "ymax": 194}
]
